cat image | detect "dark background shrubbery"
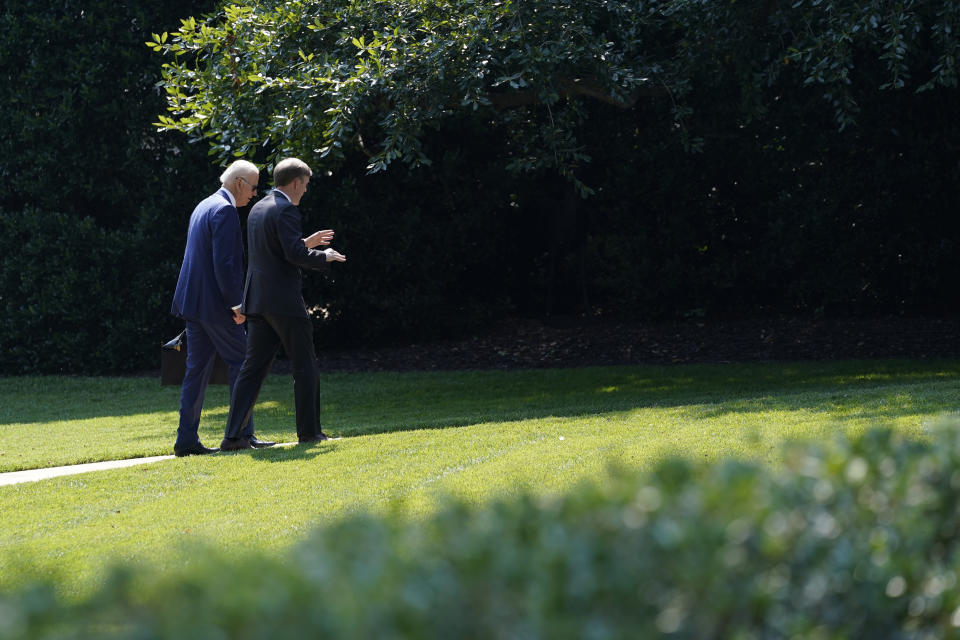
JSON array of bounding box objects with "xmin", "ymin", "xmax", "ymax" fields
[
  {"xmin": 2, "ymin": 0, "xmax": 960, "ymax": 374},
  {"xmin": 0, "ymin": 0, "xmax": 218, "ymax": 374},
  {"xmin": 6, "ymin": 424, "xmax": 960, "ymax": 638}
]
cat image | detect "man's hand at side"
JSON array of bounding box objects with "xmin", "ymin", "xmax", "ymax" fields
[{"xmin": 232, "ymin": 306, "xmax": 246, "ymax": 324}]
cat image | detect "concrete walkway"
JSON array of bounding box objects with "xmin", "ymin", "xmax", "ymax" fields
[
  {"xmin": 0, "ymin": 455, "xmax": 174, "ymax": 487},
  {"xmin": 0, "ymin": 442, "xmax": 306, "ymax": 487}
]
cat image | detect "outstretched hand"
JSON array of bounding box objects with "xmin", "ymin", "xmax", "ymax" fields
[
  {"xmin": 304, "ymin": 229, "xmax": 335, "ymax": 249},
  {"xmin": 323, "ymin": 248, "xmax": 347, "ymax": 262}
]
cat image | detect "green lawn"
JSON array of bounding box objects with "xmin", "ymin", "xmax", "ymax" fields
[{"xmin": 0, "ymin": 359, "xmax": 958, "ymax": 597}]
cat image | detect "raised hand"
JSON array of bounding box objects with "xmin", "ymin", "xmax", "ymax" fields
[{"xmin": 304, "ymin": 229, "xmax": 335, "ymax": 249}]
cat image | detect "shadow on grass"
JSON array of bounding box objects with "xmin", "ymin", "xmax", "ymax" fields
[
  {"xmin": 250, "ymin": 443, "xmax": 340, "ymax": 463},
  {"xmin": 678, "ymin": 392, "xmax": 960, "ymax": 426},
  {"xmin": 209, "ymin": 443, "xmax": 339, "ymax": 463},
  {"xmin": 327, "ymin": 360, "xmax": 960, "ymax": 438}
]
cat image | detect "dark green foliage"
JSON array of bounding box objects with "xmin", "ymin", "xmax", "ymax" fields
[
  {"xmin": 0, "ymin": 208, "xmax": 171, "ymax": 374},
  {"xmin": 575, "ymin": 78, "xmax": 960, "ymax": 319},
  {"xmin": 0, "ymin": 0, "xmax": 218, "ymax": 228},
  {"xmin": 3, "ymin": 0, "xmax": 960, "ymax": 372},
  {"xmin": 150, "ymin": 0, "xmax": 960, "ymax": 184},
  {"xmin": 8, "ymin": 424, "xmax": 960, "ymax": 637},
  {"xmin": 301, "ymin": 119, "xmax": 518, "ymax": 345},
  {"xmin": 0, "ymin": 0, "xmax": 217, "ymax": 373},
  {"xmin": 300, "ymin": 69, "xmax": 960, "ymax": 344}
]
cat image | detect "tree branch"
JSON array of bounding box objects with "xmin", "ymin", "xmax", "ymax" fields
[{"xmin": 484, "ymin": 77, "xmax": 667, "ymax": 109}]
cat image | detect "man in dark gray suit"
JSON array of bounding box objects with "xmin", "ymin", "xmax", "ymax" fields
[{"xmin": 221, "ymin": 158, "xmax": 346, "ymax": 450}]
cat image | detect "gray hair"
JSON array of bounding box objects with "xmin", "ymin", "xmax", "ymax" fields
[{"xmin": 219, "ymin": 160, "xmax": 259, "ymax": 185}]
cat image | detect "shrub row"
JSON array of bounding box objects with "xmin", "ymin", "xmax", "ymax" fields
[
  {"xmin": 0, "ymin": 0, "xmax": 216, "ymax": 374},
  {"xmin": 5, "ymin": 423, "xmax": 960, "ymax": 638},
  {"xmin": 4, "ymin": 0, "xmax": 960, "ymax": 373},
  {"xmin": 0, "ymin": 208, "xmax": 181, "ymax": 374}
]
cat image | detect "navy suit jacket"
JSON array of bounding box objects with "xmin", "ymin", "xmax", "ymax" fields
[
  {"xmin": 171, "ymin": 188, "xmax": 245, "ymax": 325},
  {"xmin": 242, "ymin": 190, "xmax": 328, "ymax": 318}
]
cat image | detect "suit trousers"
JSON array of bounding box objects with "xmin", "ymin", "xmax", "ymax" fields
[
  {"xmin": 224, "ymin": 313, "xmax": 323, "ymax": 441},
  {"xmin": 176, "ymin": 319, "xmax": 250, "ymax": 447}
]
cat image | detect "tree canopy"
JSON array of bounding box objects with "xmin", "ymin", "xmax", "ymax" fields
[{"xmin": 150, "ymin": 0, "xmax": 960, "ymax": 191}]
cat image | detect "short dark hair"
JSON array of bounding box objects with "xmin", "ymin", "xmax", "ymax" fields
[{"xmin": 274, "ymin": 158, "xmax": 313, "ymax": 187}]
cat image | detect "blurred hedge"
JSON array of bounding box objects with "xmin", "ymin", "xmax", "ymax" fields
[{"xmin": 7, "ymin": 423, "xmax": 960, "ymax": 638}]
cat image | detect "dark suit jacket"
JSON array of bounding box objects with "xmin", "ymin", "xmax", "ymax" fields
[
  {"xmin": 241, "ymin": 190, "xmax": 329, "ymax": 318},
  {"xmin": 170, "ymin": 188, "xmax": 245, "ymax": 324}
]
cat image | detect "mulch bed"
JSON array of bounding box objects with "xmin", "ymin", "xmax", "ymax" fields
[{"xmin": 314, "ymin": 316, "xmax": 960, "ymax": 372}]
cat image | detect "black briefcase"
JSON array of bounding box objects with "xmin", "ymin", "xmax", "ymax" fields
[{"xmin": 160, "ymin": 330, "xmax": 230, "ymax": 386}]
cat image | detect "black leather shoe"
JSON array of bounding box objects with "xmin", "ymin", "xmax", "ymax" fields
[
  {"xmin": 220, "ymin": 437, "xmax": 254, "ymax": 451},
  {"xmin": 248, "ymin": 435, "xmax": 276, "ymax": 448},
  {"xmin": 174, "ymin": 442, "xmax": 219, "ymax": 457},
  {"xmin": 298, "ymin": 431, "xmax": 331, "ymax": 444}
]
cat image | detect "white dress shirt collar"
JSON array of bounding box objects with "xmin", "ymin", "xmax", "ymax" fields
[
  {"xmin": 219, "ymin": 187, "xmax": 236, "ymax": 207},
  {"xmin": 274, "ymin": 188, "xmax": 292, "ymax": 202}
]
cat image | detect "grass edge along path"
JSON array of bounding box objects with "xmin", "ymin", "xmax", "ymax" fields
[{"xmin": 0, "ymin": 455, "xmax": 172, "ymax": 487}]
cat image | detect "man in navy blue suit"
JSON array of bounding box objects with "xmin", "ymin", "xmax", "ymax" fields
[
  {"xmin": 222, "ymin": 158, "xmax": 346, "ymax": 450},
  {"xmin": 170, "ymin": 160, "xmax": 276, "ymax": 456}
]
